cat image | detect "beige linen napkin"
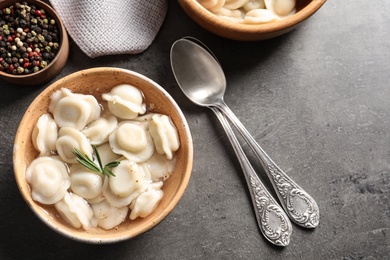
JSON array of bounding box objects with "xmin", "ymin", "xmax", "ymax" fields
[{"xmin": 49, "ymin": 0, "xmax": 168, "ymax": 58}]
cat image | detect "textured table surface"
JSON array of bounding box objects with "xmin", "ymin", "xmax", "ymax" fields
[{"xmin": 1, "ymin": 1, "xmax": 389, "ymax": 259}]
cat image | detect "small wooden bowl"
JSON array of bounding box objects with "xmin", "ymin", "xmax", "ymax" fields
[
  {"xmin": 0, "ymin": 0, "xmax": 69, "ymax": 86},
  {"xmin": 178, "ymin": 0, "xmax": 327, "ymax": 41},
  {"xmin": 13, "ymin": 67, "xmax": 193, "ymax": 243}
]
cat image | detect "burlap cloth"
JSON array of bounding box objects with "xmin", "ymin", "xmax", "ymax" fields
[{"xmin": 49, "ymin": 0, "xmax": 168, "ymax": 58}]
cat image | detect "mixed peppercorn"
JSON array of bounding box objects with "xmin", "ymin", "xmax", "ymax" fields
[{"xmin": 0, "ymin": 2, "xmax": 60, "ymax": 75}]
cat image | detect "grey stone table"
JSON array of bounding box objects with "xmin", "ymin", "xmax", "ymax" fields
[{"xmin": 1, "ymin": 1, "xmax": 389, "ymax": 259}]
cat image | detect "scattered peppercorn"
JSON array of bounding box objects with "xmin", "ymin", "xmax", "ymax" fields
[{"xmin": 0, "ymin": 2, "xmax": 60, "ymax": 75}]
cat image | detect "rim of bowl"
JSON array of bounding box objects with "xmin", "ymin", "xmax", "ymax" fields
[
  {"xmin": 182, "ymin": 0, "xmax": 327, "ymax": 33},
  {"xmin": 0, "ymin": 0, "xmax": 68, "ymax": 81},
  {"xmin": 13, "ymin": 67, "xmax": 194, "ymax": 243}
]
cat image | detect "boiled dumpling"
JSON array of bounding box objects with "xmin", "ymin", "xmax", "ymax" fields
[
  {"xmin": 70, "ymin": 164, "xmax": 103, "ymax": 200},
  {"xmin": 131, "ymin": 113, "xmax": 156, "ymax": 126},
  {"xmin": 243, "ymin": 0, "xmax": 265, "ymax": 12},
  {"xmin": 243, "ymin": 9, "xmax": 279, "ymax": 24},
  {"xmin": 96, "ymin": 142, "xmax": 123, "ymax": 166},
  {"xmin": 102, "ymin": 84, "xmax": 146, "ymax": 120},
  {"xmin": 143, "ymin": 153, "xmax": 176, "ymax": 181},
  {"xmin": 91, "ymin": 200, "xmax": 128, "ymax": 230},
  {"xmin": 215, "ymin": 7, "xmax": 243, "ymax": 22},
  {"xmin": 109, "ymin": 121, "xmax": 154, "ymax": 162},
  {"xmin": 224, "ymin": 0, "xmax": 249, "ymax": 9},
  {"xmin": 102, "ymin": 160, "xmax": 151, "ymax": 208},
  {"xmin": 264, "ymin": 0, "xmax": 295, "ymax": 17},
  {"xmin": 25, "ymin": 156, "xmax": 70, "ymax": 205},
  {"xmin": 129, "ymin": 182, "xmax": 164, "ymax": 220},
  {"xmin": 82, "ymin": 115, "xmax": 118, "ymax": 145},
  {"xmin": 149, "ymin": 114, "xmax": 180, "ymax": 160},
  {"xmin": 32, "ymin": 113, "xmax": 58, "ymax": 156},
  {"xmin": 198, "ymin": 0, "xmax": 225, "ymax": 12},
  {"xmin": 55, "ymin": 192, "xmax": 94, "ymax": 230},
  {"xmin": 49, "ymin": 88, "xmax": 101, "ymax": 130},
  {"xmin": 56, "ymin": 127, "xmax": 93, "ymax": 164}
]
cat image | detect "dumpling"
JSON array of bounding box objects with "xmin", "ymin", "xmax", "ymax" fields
[
  {"xmin": 215, "ymin": 7, "xmax": 243, "ymax": 22},
  {"xmin": 82, "ymin": 115, "xmax": 118, "ymax": 145},
  {"xmin": 91, "ymin": 200, "xmax": 128, "ymax": 230},
  {"xmin": 264, "ymin": 0, "xmax": 295, "ymax": 17},
  {"xmin": 69, "ymin": 164, "xmax": 103, "ymax": 200},
  {"xmin": 32, "ymin": 113, "xmax": 58, "ymax": 156},
  {"xmin": 55, "ymin": 192, "xmax": 94, "ymax": 230},
  {"xmin": 25, "ymin": 156, "xmax": 70, "ymax": 205},
  {"xmin": 56, "ymin": 127, "xmax": 93, "ymax": 164},
  {"xmin": 149, "ymin": 114, "xmax": 180, "ymax": 160},
  {"xmin": 102, "ymin": 84, "xmax": 146, "ymax": 120},
  {"xmin": 243, "ymin": 0, "xmax": 265, "ymax": 12},
  {"xmin": 143, "ymin": 153, "xmax": 176, "ymax": 181},
  {"xmin": 109, "ymin": 121, "xmax": 154, "ymax": 162},
  {"xmin": 243, "ymin": 9, "xmax": 279, "ymax": 24},
  {"xmin": 49, "ymin": 88, "xmax": 101, "ymax": 130},
  {"xmin": 198, "ymin": 0, "xmax": 225, "ymax": 11},
  {"xmin": 86, "ymin": 194, "xmax": 105, "ymax": 204},
  {"xmin": 96, "ymin": 142, "xmax": 123, "ymax": 166},
  {"xmin": 102, "ymin": 160, "xmax": 151, "ymax": 208},
  {"xmin": 224, "ymin": 0, "xmax": 249, "ymax": 9},
  {"xmin": 91, "ymin": 201, "xmax": 128, "ymax": 230},
  {"xmin": 131, "ymin": 113, "xmax": 156, "ymax": 125},
  {"xmin": 129, "ymin": 182, "xmax": 164, "ymax": 220}
]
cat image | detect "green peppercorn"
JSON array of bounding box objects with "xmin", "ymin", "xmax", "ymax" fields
[
  {"xmin": 40, "ymin": 60, "xmax": 47, "ymax": 68},
  {"xmin": 38, "ymin": 35, "xmax": 45, "ymax": 42}
]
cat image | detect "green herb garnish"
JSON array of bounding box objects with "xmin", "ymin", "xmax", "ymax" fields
[{"xmin": 72, "ymin": 145, "xmax": 120, "ymax": 178}]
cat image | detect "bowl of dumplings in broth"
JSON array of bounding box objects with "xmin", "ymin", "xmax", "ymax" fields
[
  {"xmin": 13, "ymin": 67, "xmax": 193, "ymax": 243},
  {"xmin": 178, "ymin": 0, "xmax": 327, "ymax": 41}
]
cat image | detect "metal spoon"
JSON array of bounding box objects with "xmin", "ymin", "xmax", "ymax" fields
[
  {"xmin": 170, "ymin": 39, "xmax": 292, "ymax": 246},
  {"xmin": 170, "ymin": 38, "xmax": 319, "ymax": 229}
]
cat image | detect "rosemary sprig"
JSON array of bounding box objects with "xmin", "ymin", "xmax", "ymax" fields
[{"xmin": 72, "ymin": 145, "xmax": 120, "ymax": 178}]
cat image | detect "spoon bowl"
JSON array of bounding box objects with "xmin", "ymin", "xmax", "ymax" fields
[{"xmin": 171, "ymin": 40, "xmax": 226, "ymax": 107}]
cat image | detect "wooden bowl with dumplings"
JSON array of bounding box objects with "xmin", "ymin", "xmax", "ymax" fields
[
  {"xmin": 178, "ymin": 0, "xmax": 327, "ymax": 41},
  {"xmin": 13, "ymin": 67, "xmax": 193, "ymax": 243}
]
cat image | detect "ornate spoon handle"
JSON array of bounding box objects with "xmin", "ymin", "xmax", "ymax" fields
[
  {"xmin": 217, "ymin": 102, "xmax": 320, "ymax": 228},
  {"xmin": 211, "ymin": 107, "xmax": 292, "ymax": 246}
]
